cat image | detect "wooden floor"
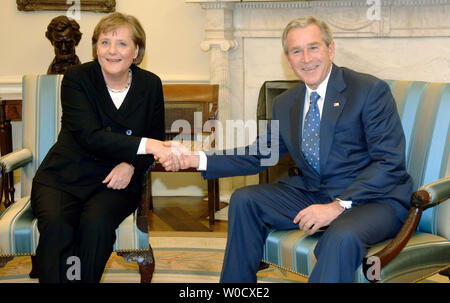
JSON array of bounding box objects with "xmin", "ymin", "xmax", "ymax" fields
[{"xmin": 148, "ymin": 196, "xmax": 229, "ymax": 233}]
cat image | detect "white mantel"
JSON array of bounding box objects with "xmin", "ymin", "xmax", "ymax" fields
[
  {"xmin": 188, "ymin": 0, "xmax": 450, "ymax": 37},
  {"xmin": 188, "ymin": 0, "xmax": 450, "ymax": 129},
  {"xmin": 188, "ymin": 0, "xmax": 450, "ymax": 192}
]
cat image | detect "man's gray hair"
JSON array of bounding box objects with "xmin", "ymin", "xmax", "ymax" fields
[{"xmin": 282, "ymin": 16, "xmax": 334, "ymax": 54}]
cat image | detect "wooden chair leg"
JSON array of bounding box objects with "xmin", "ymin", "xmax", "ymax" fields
[
  {"xmin": 117, "ymin": 247, "xmax": 155, "ymax": 283},
  {"xmin": 207, "ymin": 179, "xmax": 215, "ymax": 231},
  {"xmin": 206, "ymin": 178, "xmax": 220, "ymax": 231},
  {"xmin": 138, "ymin": 256, "xmax": 156, "ymax": 283},
  {"xmin": 214, "ymin": 178, "xmax": 220, "ymax": 212}
]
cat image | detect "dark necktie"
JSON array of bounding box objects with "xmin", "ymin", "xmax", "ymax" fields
[{"xmin": 301, "ymin": 91, "xmax": 321, "ymax": 174}]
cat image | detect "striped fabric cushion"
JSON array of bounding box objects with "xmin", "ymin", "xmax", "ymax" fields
[
  {"xmin": 263, "ymin": 229, "xmax": 450, "ymax": 283},
  {"xmin": 263, "ymin": 230, "xmax": 320, "ymax": 277},
  {"xmin": 0, "ymin": 196, "xmax": 148, "ymax": 256},
  {"xmin": 0, "ymin": 74, "xmax": 149, "ymax": 256},
  {"xmin": 262, "ymin": 80, "xmax": 450, "ymax": 281}
]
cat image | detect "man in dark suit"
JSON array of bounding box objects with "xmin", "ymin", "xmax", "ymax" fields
[{"xmin": 166, "ymin": 16, "xmax": 413, "ymax": 282}]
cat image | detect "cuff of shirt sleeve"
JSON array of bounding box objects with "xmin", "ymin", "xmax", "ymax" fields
[
  {"xmin": 137, "ymin": 138, "xmax": 147, "ymax": 155},
  {"xmin": 336, "ymin": 198, "xmax": 352, "ymax": 209},
  {"xmin": 197, "ymin": 151, "xmax": 207, "ymax": 171}
]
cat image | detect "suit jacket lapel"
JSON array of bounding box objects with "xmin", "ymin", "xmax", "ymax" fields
[
  {"xmin": 91, "ymin": 62, "xmax": 143, "ymax": 128},
  {"xmin": 319, "ymin": 64, "xmax": 347, "ymax": 173},
  {"xmin": 289, "ymin": 83, "xmax": 305, "ymax": 162}
]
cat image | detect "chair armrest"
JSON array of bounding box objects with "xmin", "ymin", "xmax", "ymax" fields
[
  {"xmin": 0, "ymin": 148, "xmax": 33, "ymax": 173},
  {"xmin": 420, "ymin": 176, "xmax": 450, "ymax": 210},
  {"xmin": 362, "ymin": 176, "xmax": 450, "ymax": 282}
]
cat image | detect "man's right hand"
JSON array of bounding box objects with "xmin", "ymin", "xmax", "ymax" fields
[
  {"xmin": 145, "ymin": 138, "xmax": 183, "ymax": 171},
  {"xmin": 162, "ymin": 141, "xmax": 200, "ymax": 170}
]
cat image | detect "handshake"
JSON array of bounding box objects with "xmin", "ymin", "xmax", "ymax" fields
[{"xmin": 146, "ymin": 139, "xmax": 200, "ymax": 171}]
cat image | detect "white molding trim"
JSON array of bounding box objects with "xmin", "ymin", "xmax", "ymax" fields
[
  {"xmin": 236, "ymin": 1, "xmax": 368, "ymax": 9},
  {"xmin": 0, "ymin": 75, "xmax": 210, "ymax": 99},
  {"xmin": 232, "ymin": 1, "xmax": 450, "ymax": 38},
  {"xmin": 188, "ymin": 0, "xmax": 450, "ymax": 8},
  {"xmin": 189, "ymin": 0, "xmax": 450, "ymax": 37},
  {"xmin": 160, "ymin": 75, "xmax": 211, "ymax": 84},
  {"xmin": 0, "ymin": 75, "xmax": 22, "ymax": 99}
]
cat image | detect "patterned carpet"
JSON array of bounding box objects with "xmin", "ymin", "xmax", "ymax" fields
[{"xmin": 0, "ymin": 232, "xmax": 307, "ymax": 283}]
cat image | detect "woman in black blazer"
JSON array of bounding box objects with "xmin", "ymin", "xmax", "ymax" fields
[{"xmin": 31, "ymin": 12, "xmax": 175, "ymax": 283}]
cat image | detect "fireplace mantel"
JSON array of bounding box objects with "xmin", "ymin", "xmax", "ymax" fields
[
  {"xmin": 188, "ymin": 0, "xmax": 450, "ymax": 38},
  {"xmin": 186, "ymin": 0, "xmax": 450, "ymax": 139},
  {"xmin": 187, "ymin": 0, "xmax": 450, "ymax": 132}
]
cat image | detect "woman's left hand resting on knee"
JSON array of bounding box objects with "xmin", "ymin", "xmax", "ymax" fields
[{"xmin": 102, "ymin": 162, "xmax": 135, "ymax": 190}]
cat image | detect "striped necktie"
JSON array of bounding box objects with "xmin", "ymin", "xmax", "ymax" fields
[{"xmin": 301, "ymin": 91, "xmax": 321, "ymax": 174}]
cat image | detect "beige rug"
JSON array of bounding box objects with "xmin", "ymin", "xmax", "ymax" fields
[{"xmin": 0, "ymin": 232, "xmax": 306, "ymax": 283}]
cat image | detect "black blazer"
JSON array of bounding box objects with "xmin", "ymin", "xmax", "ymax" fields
[{"xmin": 34, "ymin": 60, "xmax": 165, "ymax": 199}]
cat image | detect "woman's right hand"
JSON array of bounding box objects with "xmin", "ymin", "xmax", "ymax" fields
[{"xmin": 145, "ymin": 138, "xmax": 182, "ymax": 171}]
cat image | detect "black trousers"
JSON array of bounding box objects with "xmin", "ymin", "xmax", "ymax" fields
[{"xmin": 30, "ymin": 181, "xmax": 139, "ymax": 283}]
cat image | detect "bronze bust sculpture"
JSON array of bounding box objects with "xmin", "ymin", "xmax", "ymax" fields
[{"xmin": 46, "ymin": 16, "xmax": 82, "ymax": 74}]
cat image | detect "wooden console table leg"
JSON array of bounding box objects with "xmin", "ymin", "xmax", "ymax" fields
[
  {"xmin": 0, "ymin": 100, "xmax": 15, "ymax": 207},
  {"xmin": 206, "ymin": 178, "xmax": 220, "ymax": 231},
  {"xmin": 214, "ymin": 178, "xmax": 220, "ymax": 211},
  {"xmin": 207, "ymin": 179, "xmax": 215, "ymax": 231}
]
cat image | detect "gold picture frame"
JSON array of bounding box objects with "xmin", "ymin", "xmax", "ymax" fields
[{"xmin": 17, "ymin": 0, "xmax": 116, "ymax": 13}]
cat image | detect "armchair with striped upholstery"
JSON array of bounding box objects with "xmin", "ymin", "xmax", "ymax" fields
[
  {"xmin": 259, "ymin": 80, "xmax": 450, "ymax": 282},
  {"xmin": 0, "ymin": 75, "xmax": 155, "ymax": 282}
]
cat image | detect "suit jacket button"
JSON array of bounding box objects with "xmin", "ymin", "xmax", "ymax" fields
[
  {"xmin": 105, "ymin": 127, "xmax": 112, "ymax": 132},
  {"xmin": 320, "ymin": 181, "xmax": 326, "ymax": 185},
  {"xmin": 126, "ymin": 129, "xmax": 132, "ymax": 136}
]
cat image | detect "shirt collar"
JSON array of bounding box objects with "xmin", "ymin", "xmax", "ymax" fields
[{"xmin": 305, "ymin": 65, "xmax": 333, "ymax": 100}]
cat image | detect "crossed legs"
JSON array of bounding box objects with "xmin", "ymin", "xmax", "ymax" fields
[{"xmin": 220, "ymin": 183, "xmax": 403, "ymax": 283}]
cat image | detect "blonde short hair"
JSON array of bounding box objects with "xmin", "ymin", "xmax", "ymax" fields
[
  {"xmin": 282, "ymin": 16, "xmax": 333, "ymax": 54},
  {"xmin": 92, "ymin": 12, "xmax": 146, "ymax": 65}
]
